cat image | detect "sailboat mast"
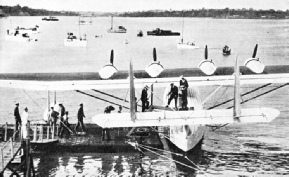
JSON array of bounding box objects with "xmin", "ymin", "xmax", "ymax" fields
[
  {"xmin": 78, "ymin": 16, "xmax": 81, "ymax": 38},
  {"xmin": 233, "ymin": 55, "xmax": 241, "ymax": 118},
  {"xmin": 111, "ymin": 16, "xmax": 113, "ymax": 30},
  {"xmin": 181, "ymin": 13, "xmax": 184, "ymax": 44}
]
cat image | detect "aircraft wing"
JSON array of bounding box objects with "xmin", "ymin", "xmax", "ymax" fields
[
  {"xmin": 92, "ymin": 107, "xmax": 279, "ymax": 128},
  {"xmin": 1, "ymin": 65, "xmax": 289, "ymax": 91}
]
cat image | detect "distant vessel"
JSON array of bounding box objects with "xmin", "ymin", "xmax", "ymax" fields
[
  {"xmin": 42, "ymin": 16, "xmax": 59, "ymax": 21},
  {"xmin": 6, "ymin": 30, "xmax": 36, "ymax": 42},
  {"xmin": 223, "ymin": 45, "xmax": 231, "ymax": 55},
  {"xmin": 15, "ymin": 25, "xmax": 40, "ymax": 34},
  {"xmin": 147, "ymin": 28, "xmax": 180, "ymax": 36},
  {"xmin": 64, "ymin": 33, "xmax": 87, "ymax": 47},
  {"xmin": 107, "ymin": 16, "xmax": 127, "ymax": 33},
  {"xmin": 137, "ymin": 30, "xmax": 143, "ymax": 37},
  {"xmin": 76, "ymin": 16, "xmax": 92, "ymax": 25},
  {"xmin": 64, "ymin": 17, "xmax": 87, "ymax": 47},
  {"xmin": 177, "ymin": 16, "xmax": 199, "ymax": 49}
]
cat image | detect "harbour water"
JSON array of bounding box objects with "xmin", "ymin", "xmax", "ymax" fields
[{"xmin": 0, "ymin": 16, "xmax": 289, "ymax": 176}]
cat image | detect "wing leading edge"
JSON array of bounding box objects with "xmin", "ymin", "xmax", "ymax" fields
[
  {"xmin": 91, "ymin": 107, "xmax": 279, "ymax": 128},
  {"xmin": 1, "ymin": 65, "xmax": 289, "ymax": 91}
]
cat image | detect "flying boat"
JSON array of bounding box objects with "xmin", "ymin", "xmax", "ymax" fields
[{"xmin": 0, "ymin": 45, "xmax": 284, "ymax": 152}]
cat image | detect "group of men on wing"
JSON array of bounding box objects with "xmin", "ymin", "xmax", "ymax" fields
[
  {"xmin": 14, "ymin": 103, "xmax": 87, "ymax": 139},
  {"xmin": 140, "ymin": 75, "xmax": 189, "ymax": 112}
]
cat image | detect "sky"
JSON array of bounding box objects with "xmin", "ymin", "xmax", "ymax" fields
[{"xmin": 1, "ymin": 0, "xmax": 288, "ymax": 12}]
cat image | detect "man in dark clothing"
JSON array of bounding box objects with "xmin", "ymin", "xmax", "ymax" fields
[
  {"xmin": 180, "ymin": 76, "xmax": 189, "ymax": 109},
  {"xmin": 75, "ymin": 103, "xmax": 86, "ymax": 132},
  {"xmin": 166, "ymin": 83, "xmax": 178, "ymax": 109},
  {"xmin": 141, "ymin": 86, "xmax": 149, "ymax": 112},
  {"xmin": 50, "ymin": 107, "xmax": 59, "ymax": 128},
  {"xmin": 14, "ymin": 103, "xmax": 21, "ymax": 131},
  {"xmin": 58, "ymin": 104, "xmax": 66, "ymax": 136}
]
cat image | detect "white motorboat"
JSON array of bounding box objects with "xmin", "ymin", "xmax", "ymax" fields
[
  {"xmin": 6, "ymin": 31, "xmax": 36, "ymax": 42},
  {"xmin": 15, "ymin": 25, "xmax": 40, "ymax": 34},
  {"xmin": 107, "ymin": 16, "xmax": 127, "ymax": 33}
]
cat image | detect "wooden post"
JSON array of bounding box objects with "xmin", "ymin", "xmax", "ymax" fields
[
  {"xmin": 47, "ymin": 126, "xmax": 49, "ymax": 140},
  {"xmin": 39, "ymin": 125, "xmax": 43, "ymax": 142},
  {"xmin": 20, "ymin": 126, "xmax": 22, "ymax": 142},
  {"xmin": 10, "ymin": 138, "xmax": 14, "ymax": 158},
  {"xmin": 33, "ymin": 125, "xmax": 37, "ymax": 142},
  {"xmin": 27, "ymin": 121, "xmax": 30, "ymax": 139},
  {"xmin": 4, "ymin": 122, "xmax": 8, "ymax": 142},
  {"xmin": 52, "ymin": 125, "xmax": 55, "ymax": 139},
  {"xmin": 13, "ymin": 122, "xmax": 16, "ymax": 141},
  {"xmin": 151, "ymin": 84, "xmax": 154, "ymax": 106},
  {"xmin": 1, "ymin": 148, "xmax": 4, "ymax": 170},
  {"xmin": 25, "ymin": 139, "xmax": 30, "ymax": 177}
]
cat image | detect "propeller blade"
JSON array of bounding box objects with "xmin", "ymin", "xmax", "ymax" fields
[
  {"xmin": 252, "ymin": 44, "xmax": 258, "ymax": 58},
  {"xmin": 153, "ymin": 48, "xmax": 157, "ymax": 62},
  {"xmin": 110, "ymin": 50, "xmax": 114, "ymax": 64},
  {"xmin": 205, "ymin": 45, "xmax": 208, "ymax": 60}
]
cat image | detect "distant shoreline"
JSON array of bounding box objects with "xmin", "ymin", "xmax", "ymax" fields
[{"xmin": 1, "ymin": 5, "xmax": 289, "ymax": 19}]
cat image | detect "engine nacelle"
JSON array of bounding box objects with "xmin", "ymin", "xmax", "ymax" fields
[
  {"xmin": 99, "ymin": 65, "xmax": 118, "ymax": 79},
  {"xmin": 244, "ymin": 58, "xmax": 265, "ymax": 74},
  {"xmin": 145, "ymin": 61, "xmax": 164, "ymax": 77},
  {"xmin": 198, "ymin": 59, "xmax": 217, "ymax": 75}
]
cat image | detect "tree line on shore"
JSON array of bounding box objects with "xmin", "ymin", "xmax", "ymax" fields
[
  {"xmin": 0, "ymin": 5, "xmax": 78, "ymax": 16},
  {"xmin": 119, "ymin": 8, "xmax": 289, "ymax": 19},
  {"xmin": 0, "ymin": 5, "xmax": 288, "ymax": 19}
]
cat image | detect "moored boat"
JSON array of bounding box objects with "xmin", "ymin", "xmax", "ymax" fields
[
  {"xmin": 223, "ymin": 45, "xmax": 231, "ymax": 55},
  {"xmin": 15, "ymin": 25, "xmax": 40, "ymax": 34},
  {"xmin": 177, "ymin": 15, "xmax": 199, "ymax": 49},
  {"xmin": 147, "ymin": 28, "xmax": 180, "ymax": 36},
  {"xmin": 64, "ymin": 33, "xmax": 87, "ymax": 47},
  {"xmin": 6, "ymin": 30, "xmax": 37, "ymax": 42},
  {"xmin": 137, "ymin": 30, "xmax": 143, "ymax": 37},
  {"xmin": 107, "ymin": 16, "xmax": 127, "ymax": 33},
  {"xmin": 42, "ymin": 16, "xmax": 59, "ymax": 21}
]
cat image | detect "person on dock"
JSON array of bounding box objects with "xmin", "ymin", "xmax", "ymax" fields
[
  {"xmin": 14, "ymin": 103, "xmax": 21, "ymax": 131},
  {"xmin": 21, "ymin": 107, "xmax": 29, "ymax": 139},
  {"xmin": 50, "ymin": 107, "xmax": 59, "ymax": 129},
  {"xmin": 58, "ymin": 104, "xmax": 65, "ymax": 136},
  {"xmin": 141, "ymin": 86, "xmax": 149, "ymax": 112},
  {"xmin": 179, "ymin": 75, "xmax": 189, "ymax": 110},
  {"xmin": 75, "ymin": 103, "xmax": 86, "ymax": 132},
  {"xmin": 59, "ymin": 111, "xmax": 70, "ymax": 137},
  {"xmin": 166, "ymin": 83, "xmax": 178, "ymax": 110},
  {"xmin": 102, "ymin": 106, "xmax": 115, "ymax": 141}
]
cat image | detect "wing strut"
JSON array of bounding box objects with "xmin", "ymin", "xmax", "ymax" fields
[
  {"xmin": 129, "ymin": 60, "xmax": 136, "ymax": 121},
  {"xmin": 234, "ymin": 55, "xmax": 241, "ymax": 118}
]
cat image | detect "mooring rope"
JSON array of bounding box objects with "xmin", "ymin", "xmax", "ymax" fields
[
  {"xmin": 23, "ymin": 90, "xmax": 44, "ymax": 111},
  {"xmin": 138, "ymin": 145, "xmax": 209, "ymax": 176}
]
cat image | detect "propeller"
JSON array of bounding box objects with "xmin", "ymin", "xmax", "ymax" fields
[
  {"xmin": 110, "ymin": 50, "xmax": 114, "ymax": 64},
  {"xmin": 244, "ymin": 44, "xmax": 264, "ymax": 73},
  {"xmin": 205, "ymin": 45, "xmax": 208, "ymax": 60},
  {"xmin": 99, "ymin": 49, "xmax": 117, "ymax": 79},
  {"xmin": 153, "ymin": 48, "xmax": 157, "ymax": 62},
  {"xmin": 145, "ymin": 48, "xmax": 164, "ymax": 77},
  {"xmin": 252, "ymin": 44, "xmax": 258, "ymax": 58}
]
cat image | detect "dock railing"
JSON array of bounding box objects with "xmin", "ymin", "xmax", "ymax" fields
[{"xmin": 31, "ymin": 124, "xmax": 58, "ymax": 143}]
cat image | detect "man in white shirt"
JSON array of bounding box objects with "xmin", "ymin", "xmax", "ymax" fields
[{"xmin": 21, "ymin": 107, "xmax": 29, "ymax": 139}]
